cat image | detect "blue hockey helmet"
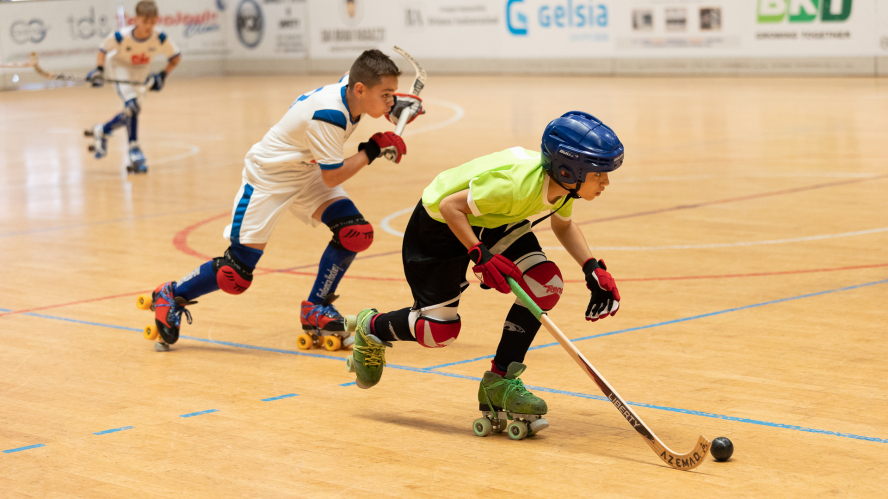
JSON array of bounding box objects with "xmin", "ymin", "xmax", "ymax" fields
[{"xmin": 541, "ymin": 111, "xmax": 624, "ymax": 185}]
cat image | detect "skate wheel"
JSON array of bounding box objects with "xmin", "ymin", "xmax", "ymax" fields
[
  {"xmin": 345, "ymin": 355, "xmax": 355, "ymax": 373},
  {"xmin": 143, "ymin": 325, "xmax": 159, "ymax": 341},
  {"xmin": 473, "ymin": 417, "xmax": 492, "ymax": 437},
  {"xmin": 324, "ymin": 335, "xmax": 342, "ymax": 351},
  {"xmin": 84, "ymin": 130, "xmax": 93, "ymax": 137},
  {"xmin": 296, "ymin": 333, "xmax": 313, "ymax": 350},
  {"xmin": 507, "ymin": 420, "xmax": 528, "ymax": 441},
  {"xmin": 136, "ymin": 294, "xmax": 153, "ymax": 310},
  {"xmin": 88, "ymin": 145, "xmax": 96, "ymax": 152},
  {"xmin": 343, "ymin": 315, "xmax": 357, "ymax": 333}
]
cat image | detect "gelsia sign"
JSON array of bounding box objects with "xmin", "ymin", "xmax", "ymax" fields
[{"xmin": 757, "ymin": 0, "xmax": 852, "ymax": 23}]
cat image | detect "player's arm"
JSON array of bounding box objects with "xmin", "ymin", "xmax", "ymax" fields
[
  {"xmin": 439, "ymin": 190, "xmax": 479, "ymax": 249},
  {"xmin": 88, "ymin": 33, "xmax": 118, "ymax": 87},
  {"xmin": 550, "ymin": 216, "xmax": 593, "ymax": 266},
  {"xmin": 551, "ymin": 216, "xmax": 620, "ymax": 321},
  {"xmin": 148, "ymin": 34, "xmax": 181, "ymax": 91},
  {"xmin": 320, "ymin": 151, "xmax": 370, "ymax": 187},
  {"xmin": 163, "ymin": 53, "xmax": 181, "ymax": 75}
]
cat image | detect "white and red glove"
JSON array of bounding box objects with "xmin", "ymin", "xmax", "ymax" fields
[
  {"xmin": 358, "ymin": 131, "xmax": 406, "ymax": 164},
  {"xmin": 583, "ymin": 258, "xmax": 620, "ymax": 321},
  {"xmin": 468, "ymin": 243, "xmax": 522, "ymax": 294},
  {"xmin": 386, "ymin": 94, "xmax": 424, "ymax": 126}
]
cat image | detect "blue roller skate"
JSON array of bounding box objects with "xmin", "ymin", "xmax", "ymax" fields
[
  {"xmin": 85, "ymin": 124, "xmax": 108, "ymax": 159},
  {"xmin": 127, "ymin": 141, "xmax": 147, "ymax": 174}
]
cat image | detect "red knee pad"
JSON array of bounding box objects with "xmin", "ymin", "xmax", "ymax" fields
[
  {"xmin": 415, "ymin": 317, "xmax": 461, "ymax": 348},
  {"xmin": 520, "ymin": 261, "xmax": 563, "ymax": 311},
  {"xmin": 336, "ymin": 222, "xmax": 374, "ymax": 253},
  {"xmin": 216, "ymin": 265, "xmax": 252, "ymax": 294}
]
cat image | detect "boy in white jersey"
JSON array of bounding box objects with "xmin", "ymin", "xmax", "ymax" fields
[
  {"xmin": 138, "ymin": 49, "xmax": 423, "ymax": 353},
  {"xmin": 85, "ymin": 0, "xmax": 181, "ymax": 173},
  {"xmin": 344, "ymin": 112, "xmax": 623, "ymax": 436}
]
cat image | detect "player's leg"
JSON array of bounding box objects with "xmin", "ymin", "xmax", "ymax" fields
[
  {"xmin": 124, "ymin": 90, "xmax": 146, "ymax": 173},
  {"xmin": 345, "ymin": 201, "xmax": 468, "ymax": 388}
]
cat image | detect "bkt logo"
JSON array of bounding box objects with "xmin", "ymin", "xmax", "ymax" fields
[
  {"xmin": 758, "ymin": 0, "xmax": 852, "ymax": 23},
  {"xmin": 507, "ymin": 0, "xmax": 608, "ymax": 36}
]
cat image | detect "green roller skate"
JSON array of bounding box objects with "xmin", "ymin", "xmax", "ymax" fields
[
  {"xmin": 473, "ymin": 362, "xmax": 549, "ymax": 440},
  {"xmin": 344, "ymin": 308, "xmax": 391, "ymax": 389}
]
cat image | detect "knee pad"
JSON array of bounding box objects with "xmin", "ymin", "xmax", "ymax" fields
[
  {"xmin": 212, "ymin": 246, "xmax": 255, "ymax": 295},
  {"xmin": 124, "ymin": 99, "xmax": 140, "ymax": 117},
  {"xmin": 328, "ymin": 215, "xmax": 374, "ymax": 253},
  {"xmin": 409, "ymin": 308, "xmax": 461, "ymax": 348},
  {"xmin": 519, "ymin": 260, "xmax": 563, "ymax": 311}
]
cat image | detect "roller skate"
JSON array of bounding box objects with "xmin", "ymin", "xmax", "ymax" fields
[
  {"xmin": 343, "ymin": 308, "xmax": 390, "ymax": 389},
  {"xmin": 84, "ymin": 124, "xmax": 107, "ymax": 159},
  {"xmin": 127, "ymin": 141, "xmax": 147, "ymax": 174},
  {"xmin": 473, "ymin": 362, "xmax": 549, "ymax": 440},
  {"xmin": 135, "ymin": 281, "xmax": 195, "ymax": 352},
  {"xmin": 298, "ymin": 293, "xmax": 353, "ymax": 351}
]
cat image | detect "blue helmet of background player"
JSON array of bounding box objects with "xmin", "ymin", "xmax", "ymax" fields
[{"xmin": 541, "ymin": 111, "xmax": 624, "ymax": 195}]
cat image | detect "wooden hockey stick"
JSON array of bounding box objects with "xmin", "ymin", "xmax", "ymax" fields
[
  {"xmin": 384, "ymin": 46, "xmax": 427, "ymax": 159},
  {"xmin": 507, "ymin": 276, "xmax": 711, "ymax": 470},
  {"xmin": 28, "ymin": 52, "xmax": 148, "ymax": 86}
]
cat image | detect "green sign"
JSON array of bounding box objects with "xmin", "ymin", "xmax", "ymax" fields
[{"xmin": 757, "ymin": 0, "xmax": 852, "ymax": 23}]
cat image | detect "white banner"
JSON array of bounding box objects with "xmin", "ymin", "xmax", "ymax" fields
[
  {"xmin": 877, "ymin": 0, "xmax": 888, "ymax": 54},
  {"xmin": 0, "ymin": 0, "xmax": 118, "ymax": 67},
  {"xmin": 227, "ymin": 0, "xmax": 308, "ymax": 59},
  {"xmin": 121, "ymin": 0, "xmax": 227, "ymax": 61}
]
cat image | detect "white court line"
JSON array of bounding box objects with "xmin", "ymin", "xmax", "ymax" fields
[
  {"xmin": 617, "ymin": 172, "xmax": 881, "ymax": 183},
  {"xmin": 150, "ymin": 143, "xmax": 201, "ymax": 166},
  {"xmin": 380, "ymin": 207, "xmax": 416, "ymax": 237},
  {"xmin": 400, "ymin": 98, "xmax": 465, "ymax": 138},
  {"xmin": 541, "ymin": 227, "xmax": 888, "ymax": 251}
]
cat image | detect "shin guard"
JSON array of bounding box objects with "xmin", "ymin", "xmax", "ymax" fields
[{"xmin": 493, "ymin": 303, "xmax": 542, "ymax": 372}]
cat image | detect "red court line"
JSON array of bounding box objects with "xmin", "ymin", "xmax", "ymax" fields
[
  {"xmin": 0, "ymin": 290, "xmax": 151, "ymax": 318},
  {"xmin": 537, "ymin": 174, "xmax": 888, "ymax": 232}
]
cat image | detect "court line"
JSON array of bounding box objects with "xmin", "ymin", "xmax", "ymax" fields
[
  {"xmin": 3, "ymin": 277, "xmax": 888, "ymax": 446},
  {"xmin": 180, "ymin": 409, "xmax": 219, "ymax": 418},
  {"xmin": 261, "ymin": 394, "xmax": 298, "ymax": 402},
  {"xmin": 93, "ymin": 426, "xmax": 134, "ymax": 436},
  {"xmin": 2, "ymin": 444, "xmax": 45, "ymax": 454},
  {"xmin": 424, "ymin": 277, "xmax": 888, "ymax": 370},
  {"xmin": 0, "ymin": 290, "xmax": 151, "ymax": 318},
  {"xmin": 400, "ymin": 98, "xmax": 465, "ymax": 138}
]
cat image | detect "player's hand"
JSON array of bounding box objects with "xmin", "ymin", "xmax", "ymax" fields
[
  {"xmin": 469, "ymin": 243, "xmax": 522, "ymax": 294},
  {"xmin": 87, "ymin": 67, "xmax": 104, "ymax": 88},
  {"xmin": 147, "ymin": 71, "xmax": 167, "ymax": 92},
  {"xmin": 584, "ymin": 258, "xmax": 620, "ymax": 321},
  {"xmin": 359, "ymin": 131, "xmax": 406, "ymax": 164},
  {"xmin": 386, "ymin": 94, "xmax": 424, "ymax": 126}
]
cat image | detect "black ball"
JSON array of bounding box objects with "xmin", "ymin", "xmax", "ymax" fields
[{"xmin": 711, "ymin": 437, "xmax": 733, "ymax": 462}]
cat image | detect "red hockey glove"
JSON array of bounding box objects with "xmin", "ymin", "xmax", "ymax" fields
[
  {"xmin": 358, "ymin": 131, "xmax": 406, "ymax": 164},
  {"xmin": 386, "ymin": 94, "xmax": 424, "ymax": 126},
  {"xmin": 468, "ymin": 243, "xmax": 522, "ymax": 294},
  {"xmin": 583, "ymin": 258, "xmax": 620, "ymax": 321}
]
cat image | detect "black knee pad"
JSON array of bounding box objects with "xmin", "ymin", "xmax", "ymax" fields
[
  {"xmin": 212, "ymin": 247, "xmax": 254, "ymax": 295},
  {"xmin": 328, "ymin": 214, "xmax": 374, "ymax": 253}
]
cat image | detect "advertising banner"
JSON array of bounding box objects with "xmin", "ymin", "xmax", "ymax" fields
[
  {"xmin": 878, "ymin": 0, "xmax": 888, "ymax": 54},
  {"xmin": 226, "ymin": 0, "xmax": 308, "ymax": 59},
  {"xmin": 121, "ymin": 0, "xmax": 227, "ymax": 61},
  {"xmin": 0, "ymin": 0, "xmax": 118, "ymax": 67}
]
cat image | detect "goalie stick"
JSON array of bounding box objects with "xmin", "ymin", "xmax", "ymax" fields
[
  {"xmin": 507, "ymin": 276, "xmax": 711, "ymax": 471},
  {"xmin": 383, "ymin": 46, "xmax": 427, "ymax": 160},
  {"xmin": 28, "ymin": 52, "xmax": 148, "ymax": 86}
]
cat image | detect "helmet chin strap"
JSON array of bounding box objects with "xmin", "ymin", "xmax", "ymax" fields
[{"xmin": 548, "ymin": 171, "xmax": 583, "ymax": 199}]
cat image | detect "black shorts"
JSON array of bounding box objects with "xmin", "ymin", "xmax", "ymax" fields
[{"xmin": 402, "ymin": 201, "xmax": 544, "ymax": 308}]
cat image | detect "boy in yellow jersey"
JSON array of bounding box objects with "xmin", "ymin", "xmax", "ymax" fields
[{"xmin": 345, "ymin": 111, "xmax": 624, "ymax": 434}]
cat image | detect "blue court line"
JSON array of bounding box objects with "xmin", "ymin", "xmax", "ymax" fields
[
  {"xmin": 3, "ymin": 444, "xmax": 45, "ymax": 453},
  {"xmin": 180, "ymin": 409, "xmax": 219, "ymax": 418},
  {"xmin": 261, "ymin": 394, "xmax": 298, "ymax": 402},
  {"xmin": 93, "ymin": 426, "xmax": 134, "ymax": 435},
  {"xmin": 425, "ymin": 277, "xmax": 888, "ymax": 370}
]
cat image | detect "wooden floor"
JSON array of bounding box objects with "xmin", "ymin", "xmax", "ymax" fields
[{"xmin": 1, "ymin": 74, "xmax": 886, "ymax": 498}]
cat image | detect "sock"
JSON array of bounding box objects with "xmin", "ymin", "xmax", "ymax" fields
[
  {"xmin": 490, "ymin": 360, "xmax": 506, "ymax": 376},
  {"xmin": 103, "ymin": 113, "xmax": 127, "ymax": 134},
  {"xmin": 492, "ymin": 303, "xmax": 542, "ymax": 372},
  {"xmin": 307, "ymin": 199, "xmax": 362, "ymax": 304},
  {"xmin": 175, "ymin": 261, "xmax": 218, "ymax": 301},
  {"xmin": 175, "ymin": 246, "xmax": 263, "ymax": 301},
  {"xmin": 127, "ymin": 112, "xmax": 138, "ymax": 142},
  {"xmin": 371, "ymin": 307, "xmax": 415, "ymax": 342}
]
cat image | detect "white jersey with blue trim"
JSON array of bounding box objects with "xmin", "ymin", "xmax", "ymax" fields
[
  {"xmin": 244, "ymin": 76, "xmax": 361, "ymax": 186},
  {"xmin": 100, "ymin": 26, "xmax": 179, "ymax": 79}
]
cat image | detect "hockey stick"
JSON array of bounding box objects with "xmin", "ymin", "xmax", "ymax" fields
[
  {"xmin": 382, "ymin": 46, "xmax": 427, "ymax": 159},
  {"xmin": 507, "ymin": 276, "xmax": 711, "ymax": 470},
  {"xmin": 28, "ymin": 52, "xmax": 148, "ymax": 86}
]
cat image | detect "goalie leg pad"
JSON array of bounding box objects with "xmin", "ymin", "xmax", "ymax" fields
[
  {"xmin": 409, "ymin": 307, "xmax": 461, "ymax": 348},
  {"xmin": 515, "ymin": 254, "xmax": 563, "ymax": 311},
  {"xmin": 212, "ymin": 244, "xmax": 262, "ymax": 295}
]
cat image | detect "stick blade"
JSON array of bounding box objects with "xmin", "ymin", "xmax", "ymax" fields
[{"xmin": 653, "ymin": 434, "xmax": 711, "ymax": 471}]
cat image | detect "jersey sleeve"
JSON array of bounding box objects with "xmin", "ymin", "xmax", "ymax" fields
[
  {"xmin": 99, "ymin": 32, "xmax": 119, "ymax": 54},
  {"xmin": 158, "ymin": 32, "xmax": 181, "ymax": 59},
  {"xmin": 467, "ymin": 171, "xmax": 518, "ymax": 217},
  {"xmin": 305, "ymin": 116, "xmax": 347, "ymax": 170}
]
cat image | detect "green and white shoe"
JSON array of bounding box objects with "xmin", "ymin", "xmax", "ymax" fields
[
  {"xmin": 344, "ymin": 308, "xmax": 391, "ymax": 389},
  {"xmin": 473, "ymin": 362, "xmax": 549, "ymax": 440}
]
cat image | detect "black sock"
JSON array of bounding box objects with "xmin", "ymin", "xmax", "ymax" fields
[
  {"xmin": 492, "ymin": 304, "xmax": 542, "ymax": 372},
  {"xmin": 371, "ymin": 307, "xmax": 416, "ymax": 342}
]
